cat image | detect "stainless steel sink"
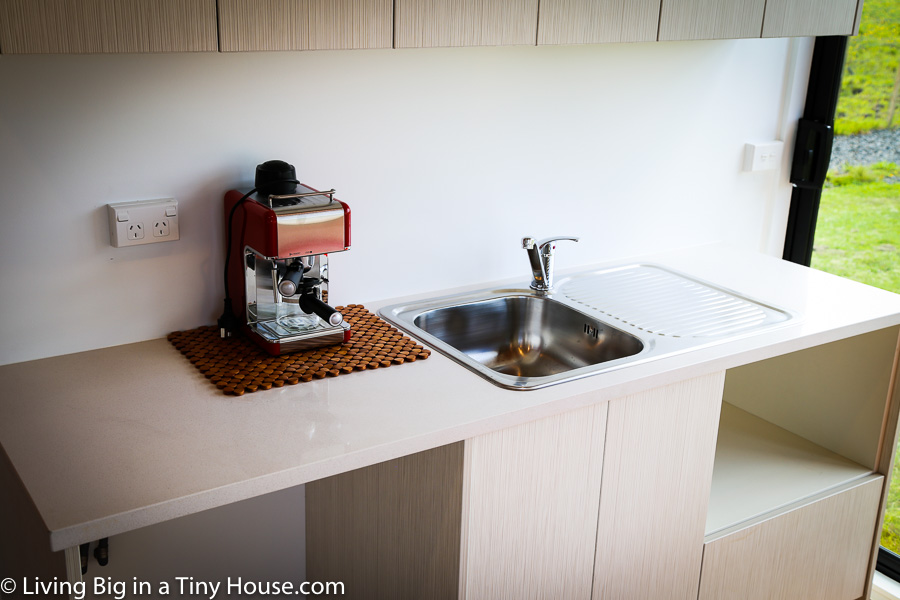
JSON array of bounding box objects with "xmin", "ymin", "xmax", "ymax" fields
[
  {"xmin": 413, "ymin": 296, "xmax": 644, "ymax": 379},
  {"xmin": 379, "ymin": 264, "xmax": 794, "ymax": 390}
]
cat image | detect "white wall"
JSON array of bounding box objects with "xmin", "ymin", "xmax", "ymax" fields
[{"xmin": 0, "ymin": 38, "xmax": 812, "ymax": 366}]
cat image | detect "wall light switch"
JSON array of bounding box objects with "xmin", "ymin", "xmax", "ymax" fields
[
  {"xmin": 108, "ymin": 198, "xmax": 180, "ymax": 247},
  {"xmin": 743, "ymin": 141, "xmax": 784, "ymax": 172}
]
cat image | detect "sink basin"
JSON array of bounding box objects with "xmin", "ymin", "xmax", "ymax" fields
[
  {"xmin": 379, "ymin": 264, "xmax": 794, "ymax": 390},
  {"xmin": 413, "ymin": 296, "xmax": 644, "ymax": 379}
]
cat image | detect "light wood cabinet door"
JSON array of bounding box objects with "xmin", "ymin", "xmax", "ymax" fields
[
  {"xmin": 537, "ymin": 0, "xmax": 660, "ymax": 45},
  {"xmin": 395, "ymin": 0, "xmax": 538, "ymax": 48},
  {"xmin": 0, "ymin": 0, "xmax": 217, "ymax": 54},
  {"xmin": 592, "ymin": 373, "xmax": 725, "ymax": 600},
  {"xmin": 218, "ymin": 0, "xmax": 392, "ymax": 51},
  {"xmin": 459, "ymin": 402, "xmax": 608, "ymax": 599},
  {"xmin": 699, "ymin": 476, "xmax": 883, "ymax": 600},
  {"xmin": 658, "ymin": 0, "xmax": 765, "ymax": 41},
  {"xmin": 762, "ymin": 0, "xmax": 860, "ymax": 38},
  {"xmin": 307, "ymin": 443, "xmax": 465, "ymax": 599},
  {"xmin": 305, "ymin": 402, "xmax": 609, "ymax": 600}
]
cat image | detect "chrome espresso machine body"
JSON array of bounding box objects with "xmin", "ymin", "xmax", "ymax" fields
[{"xmin": 224, "ymin": 178, "xmax": 351, "ymax": 355}]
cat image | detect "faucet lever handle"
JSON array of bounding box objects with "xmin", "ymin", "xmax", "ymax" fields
[
  {"xmin": 522, "ymin": 237, "xmax": 537, "ymax": 249},
  {"xmin": 537, "ymin": 236, "xmax": 580, "ymax": 253}
]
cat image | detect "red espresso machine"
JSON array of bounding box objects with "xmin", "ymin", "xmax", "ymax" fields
[{"xmin": 222, "ymin": 160, "xmax": 351, "ymax": 355}]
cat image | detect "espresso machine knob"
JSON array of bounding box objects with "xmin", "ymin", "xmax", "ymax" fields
[
  {"xmin": 277, "ymin": 259, "xmax": 311, "ymax": 297},
  {"xmin": 278, "ymin": 268, "xmax": 304, "ymax": 297}
]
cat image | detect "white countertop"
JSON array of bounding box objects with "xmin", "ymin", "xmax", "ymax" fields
[{"xmin": 2, "ymin": 244, "xmax": 900, "ymax": 552}]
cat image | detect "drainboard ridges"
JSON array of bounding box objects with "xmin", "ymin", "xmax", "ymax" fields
[{"xmin": 561, "ymin": 265, "xmax": 785, "ymax": 339}]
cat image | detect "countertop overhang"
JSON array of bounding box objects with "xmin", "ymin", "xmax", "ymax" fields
[{"xmin": 2, "ymin": 243, "xmax": 900, "ymax": 552}]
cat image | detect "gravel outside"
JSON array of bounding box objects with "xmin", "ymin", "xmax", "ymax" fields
[{"xmin": 830, "ymin": 128, "xmax": 900, "ymax": 170}]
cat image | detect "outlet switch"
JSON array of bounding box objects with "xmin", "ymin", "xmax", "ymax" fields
[
  {"xmin": 743, "ymin": 141, "xmax": 784, "ymax": 172},
  {"xmin": 108, "ymin": 198, "xmax": 179, "ymax": 247}
]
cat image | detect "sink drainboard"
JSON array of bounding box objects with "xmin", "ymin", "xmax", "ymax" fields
[{"xmin": 559, "ymin": 265, "xmax": 791, "ymax": 339}]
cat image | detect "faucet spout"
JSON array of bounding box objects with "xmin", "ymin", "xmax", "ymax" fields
[
  {"xmin": 523, "ymin": 235, "xmax": 580, "ymax": 293},
  {"xmin": 522, "ymin": 237, "xmax": 545, "ymax": 290}
]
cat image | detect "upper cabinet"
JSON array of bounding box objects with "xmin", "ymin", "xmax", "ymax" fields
[
  {"xmin": 658, "ymin": 0, "xmax": 766, "ymax": 41},
  {"xmin": 0, "ymin": 0, "xmax": 866, "ymax": 54},
  {"xmin": 762, "ymin": 0, "xmax": 860, "ymax": 38},
  {"xmin": 394, "ymin": 0, "xmax": 538, "ymax": 48},
  {"xmin": 218, "ymin": 0, "xmax": 391, "ymax": 51},
  {"xmin": 537, "ymin": 0, "xmax": 660, "ymax": 45},
  {"xmin": 0, "ymin": 0, "xmax": 217, "ymax": 54}
]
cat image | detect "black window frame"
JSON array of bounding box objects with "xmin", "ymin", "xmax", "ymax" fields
[{"xmin": 782, "ymin": 35, "xmax": 846, "ymax": 266}]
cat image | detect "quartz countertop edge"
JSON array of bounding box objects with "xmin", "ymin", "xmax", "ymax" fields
[{"xmin": 2, "ymin": 243, "xmax": 900, "ymax": 552}]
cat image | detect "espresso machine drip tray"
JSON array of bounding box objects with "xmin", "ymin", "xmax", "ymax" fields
[
  {"xmin": 253, "ymin": 319, "xmax": 349, "ymax": 352},
  {"xmin": 252, "ymin": 297, "xmax": 349, "ymax": 352},
  {"xmin": 260, "ymin": 315, "xmax": 321, "ymax": 337}
]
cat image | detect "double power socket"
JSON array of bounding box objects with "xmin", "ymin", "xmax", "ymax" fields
[{"xmin": 108, "ymin": 198, "xmax": 180, "ymax": 248}]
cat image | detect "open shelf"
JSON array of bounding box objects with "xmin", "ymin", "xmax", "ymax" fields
[{"xmin": 705, "ymin": 402, "xmax": 873, "ymax": 537}]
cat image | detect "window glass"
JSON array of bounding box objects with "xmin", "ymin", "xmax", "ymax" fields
[{"xmin": 810, "ymin": 0, "xmax": 900, "ymax": 554}]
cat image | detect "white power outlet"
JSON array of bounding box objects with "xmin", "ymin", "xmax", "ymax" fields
[
  {"xmin": 153, "ymin": 219, "xmax": 171, "ymax": 237},
  {"xmin": 128, "ymin": 223, "xmax": 145, "ymax": 240},
  {"xmin": 108, "ymin": 199, "xmax": 179, "ymax": 247},
  {"xmin": 743, "ymin": 141, "xmax": 784, "ymax": 172}
]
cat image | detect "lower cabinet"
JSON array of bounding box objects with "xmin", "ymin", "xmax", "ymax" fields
[
  {"xmin": 702, "ymin": 325, "xmax": 900, "ymax": 600},
  {"xmin": 305, "ymin": 373, "xmax": 724, "ymax": 599},
  {"xmin": 461, "ymin": 372, "xmax": 723, "ymax": 599},
  {"xmin": 306, "ymin": 443, "xmax": 465, "ymax": 599},
  {"xmin": 591, "ymin": 374, "xmax": 723, "ymax": 600},
  {"xmin": 459, "ymin": 402, "xmax": 607, "ymax": 599},
  {"xmin": 699, "ymin": 476, "xmax": 884, "ymax": 600},
  {"xmin": 305, "ymin": 326, "xmax": 900, "ymax": 600}
]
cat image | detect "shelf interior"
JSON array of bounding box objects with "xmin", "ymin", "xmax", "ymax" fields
[{"xmin": 705, "ymin": 402, "xmax": 872, "ymax": 536}]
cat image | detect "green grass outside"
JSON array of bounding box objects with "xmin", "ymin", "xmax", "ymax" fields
[
  {"xmin": 812, "ymin": 165, "xmax": 900, "ymax": 294},
  {"xmin": 834, "ymin": 0, "xmax": 900, "ymax": 134},
  {"xmin": 811, "ymin": 184, "xmax": 900, "ymax": 293},
  {"xmin": 811, "ymin": 165, "xmax": 900, "ymax": 551}
]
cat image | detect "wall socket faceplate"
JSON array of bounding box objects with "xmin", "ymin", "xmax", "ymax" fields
[
  {"xmin": 743, "ymin": 141, "xmax": 784, "ymax": 172},
  {"xmin": 108, "ymin": 198, "xmax": 179, "ymax": 247}
]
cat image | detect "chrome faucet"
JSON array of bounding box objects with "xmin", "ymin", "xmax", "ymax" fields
[{"xmin": 522, "ymin": 236, "xmax": 579, "ymax": 293}]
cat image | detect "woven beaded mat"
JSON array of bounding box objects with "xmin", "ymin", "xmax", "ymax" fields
[{"xmin": 167, "ymin": 305, "xmax": 431, "ymax": 396}]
